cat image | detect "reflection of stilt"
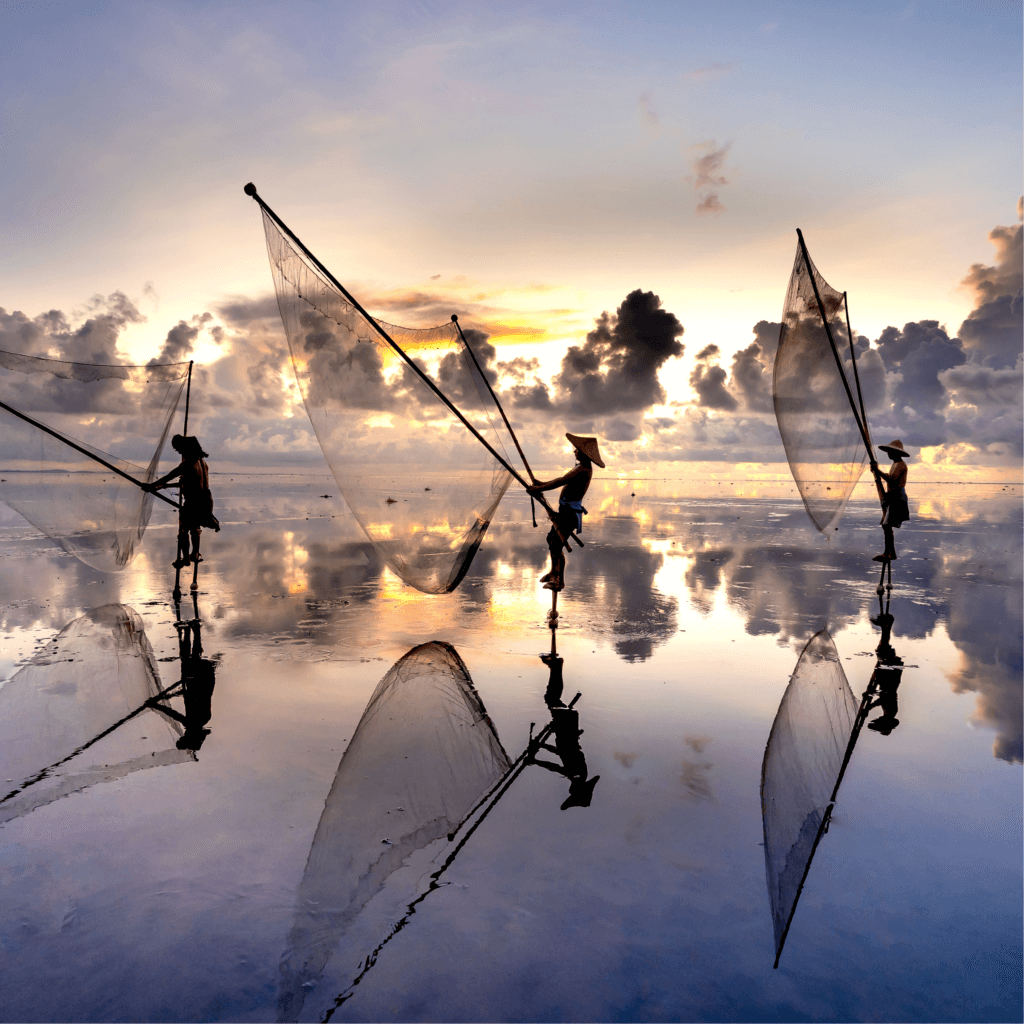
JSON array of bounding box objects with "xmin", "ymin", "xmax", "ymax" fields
[
  {"xmin": 875, "ymin": 558, "xmax": 893, "ymax": 594},
  {"xmin": 546, "ymin": 584, "xmax": 559, "ymax": 626}
]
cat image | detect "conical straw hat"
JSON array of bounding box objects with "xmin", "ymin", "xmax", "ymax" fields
[
  {"xmin": 566, "ymin": 433, "xmax": 605, "ymax": 468},
  {"xmin": 878, "ymin": 439, "xmax": 909, "ymax": 458}
]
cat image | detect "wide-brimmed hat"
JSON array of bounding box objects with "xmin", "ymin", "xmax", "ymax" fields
[
  {"xmin": 878, "ymin": 439, "xmax": 909, "ymax": 458},
  {"xmin": 566, "ymin": 433, "xmax": 605, "ymax": 468}
]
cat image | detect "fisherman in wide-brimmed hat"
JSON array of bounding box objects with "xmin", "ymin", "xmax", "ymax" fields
[
  {"xmin": 873, "ymin": 439, "xmax": 910, "ymax": 562},
  {"xmin": 148, "ymin": 434, "xmax": 221, "ymax": 576},
  {"xmin": 527, "ymin": 433, "xmax": 605, "ymax": 591}
]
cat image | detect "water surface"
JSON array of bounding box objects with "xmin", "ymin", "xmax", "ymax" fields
[{"xmin": 0, "ymin": 475, "xmax": 1020, "ymax": 1023}]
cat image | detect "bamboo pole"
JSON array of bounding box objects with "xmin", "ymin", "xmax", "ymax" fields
[{"xmin": 0, "ymin": 399, "xmax": 180, "ymax": 509}]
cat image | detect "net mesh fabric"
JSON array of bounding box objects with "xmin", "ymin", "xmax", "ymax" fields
[
  {"xmin": 278, "ymin": 641, "xmax": 510, "ymax": 1021},
  {"xmin": 774, "ymin": 243, "xmax": 867, "ymax": 533},
  {"xmin": 760, "ymin": 630, "xmax": 857, "ymax": 962},
  {"xmin": 261, "ymin": 209, "xmax": 514, "ymax": 594},
  {"xmin": 0, "ymin": 605, "xmax": 190, "ymax": 825},
  {"xmin": 0, "ymin": 350, "xmax": 189, "ymax": 571}
]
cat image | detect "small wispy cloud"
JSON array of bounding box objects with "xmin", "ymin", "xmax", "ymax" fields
[
  {"xmin": 692, "ymin": 140, "xmax": 730, "ymax": 189},
  {"xmin": 638, "ymin": 92, "xmax": 660, "ymax": 128},
  {"xmin": 684, "ymin": 62, "xmax": 736, "ymax": 82},
  {"xmin": 759, "ymin": 22, "xmax": 778, "ymax": 34},
  {"xmin": 688, "ymin": 140, "xmax": 732, "ymax": 215}
]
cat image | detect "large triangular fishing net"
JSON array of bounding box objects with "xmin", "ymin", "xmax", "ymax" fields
[
  {"xmin": 278, "ymin": 641, "xmax": 510, "ymax": 1022},
  {"xmin": 260, "ymin": 210, "xmax": 515, "ymax": 594},
  {"xmin": 0, "ymin": 604, "xmax": 191, "ymax": 825},
  {"xmin": 774, "ymin": 242, "xmax": 868, "ymax": 533},
  {"xmin": 760, "ymin": 630, "xmax": 857, "ymax": 965},
  {"xmin": 0, "ymin": 351, "xmax": 189, "ymax": 572}
]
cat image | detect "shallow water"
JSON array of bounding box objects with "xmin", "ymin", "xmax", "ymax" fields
[{"xmin": 0, "ymin": 474, "xmax": 1020, "ymax": 1023}]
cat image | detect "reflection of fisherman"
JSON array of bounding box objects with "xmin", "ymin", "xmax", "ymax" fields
[
  {"xmin": 866, "ymin": 599, "xmax": 903, "ymax": 735},
  {"xmin": 148, "ymin": 435, "xmax": 220, "ymax": 569},
  {"xmin": 527, "ymin": 433, "xmax": 604, "ymax": 592},
  {"xmin": 872, "ymin": 440, "xmax": 910, "ymax": 563},
  {"xmin": 152, "ymin": 614, "xmax": 217, "ymax": 751},
  {"xmin": 527, "ymin": 650, "xmax": 600, "ymax": 809}
]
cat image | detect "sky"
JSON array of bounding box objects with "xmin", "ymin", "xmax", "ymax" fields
[{"xmin": 0, "ymin": 0, "xmax": 1021, "ymax": 478}]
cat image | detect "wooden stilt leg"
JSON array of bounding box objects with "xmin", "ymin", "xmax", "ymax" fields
[{"xmin": 190, "ymin": 557, "xmax": 199, "ymax": 592}]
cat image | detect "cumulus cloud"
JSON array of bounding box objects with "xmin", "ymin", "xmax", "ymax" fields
[
  {"xmin": 957, "ymin": 213, "xmax": 1022, "ymax": 369},
  {"xmin": 150, "ymin": 312, "xmax": 213, "ymax": 364},
  {"xmin": 0, "ymin": 292, "xmax": 145, "ymax": 365},
  {"xmin": 689, "ymin": 343, "xmax": 737, "ymax": 411},
  {"xmin": 549, "ymin": 289, "xmax": 684, "ymax": 419},
  {"xmin": 672, "ymin": 208, "xmax": 1022, "ymax": 467}
]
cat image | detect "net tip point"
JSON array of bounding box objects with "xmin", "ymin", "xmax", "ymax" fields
[
  {"xmin": 450, "ymin": 314, "xmax": 458, "ymax": 322},
  {"xmin": 243, "ymin": 182, "xmax": 258, "ymax": 197}
]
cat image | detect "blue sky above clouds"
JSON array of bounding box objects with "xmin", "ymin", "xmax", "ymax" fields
[{"xmin": 0, "ymin": 0, "xmax": 1020, "ymax": 474}]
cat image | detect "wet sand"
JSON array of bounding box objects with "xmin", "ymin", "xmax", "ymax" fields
[{"xmin": 0, "ymin": 474, "xmax": 1020, "ymax": 1022}]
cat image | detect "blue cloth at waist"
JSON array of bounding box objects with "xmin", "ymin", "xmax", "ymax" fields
[{"xmin": 559, "ymin": 499, "xmax": 587, "ymax": 534}]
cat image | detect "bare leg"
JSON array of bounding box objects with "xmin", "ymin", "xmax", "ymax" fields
[{"xmin": 883, "ymin": 525, "xmax": 897, "ymax": 560}]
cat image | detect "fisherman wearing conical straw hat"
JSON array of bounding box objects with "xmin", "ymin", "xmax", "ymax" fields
[
  {"xmin": 527, "ymin": 433, "xmax": 605, "ymax": 591},
  {"xmin": 872, "ymin": 439, "xmax": 910, "ymax": 563}
]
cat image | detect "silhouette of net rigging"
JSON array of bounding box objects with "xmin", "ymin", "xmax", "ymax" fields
[
  {"xmin": 278, "ymin": 642, "xmax": 510, "ymax": 1021},
  {"xmin": 774, "ymin": 242, "xmax": 867, "ymax": 533},
  {"xmin": 0, "ymin": 604, "xmax": 191, "ymax": 825},
  {"xmin": 760, "ymin": 630, "xmax": 857, "ymax": 965},
  {"xmin": 260, "ymin": 209, "xmax": 515, "ymax": 593},
  {"xmin": 0, "ymin": 351, "xmax": 189, "ymax": 571}
]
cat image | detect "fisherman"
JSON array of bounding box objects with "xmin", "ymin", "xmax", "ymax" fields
[
  {"xmin": 148, "ymin": 435, "xmax": 220, "ymax": 569},
  {"xmin": 527, "ymin": 433, "xmax": 605, "ymax": 591},
  {"xmin": 872, "ymin": 440, "xmax": 910, "ymax": 562}
]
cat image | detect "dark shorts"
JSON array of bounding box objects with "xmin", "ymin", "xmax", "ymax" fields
[
  {"xmin": 547, "ymin": 506, "xmax": 579, "ymax": 552},
  {"xmin": 882, "ymin": 489, "xmax": 910, "ymax": 529}
]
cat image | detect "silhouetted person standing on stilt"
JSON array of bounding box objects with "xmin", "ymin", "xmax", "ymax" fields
[
  {"xmin": 149, "ymin": 435, "xmax": 220, "ymax": 571},
  {"xmin": 527, "ymin": 433, "xmax": 604, "ymax": 591},
  {"xmin": 873, "ymin": 440, "xmax": 910, "ymax": 563}
]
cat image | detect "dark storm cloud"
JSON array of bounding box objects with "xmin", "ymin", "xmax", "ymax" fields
[
  {"xmin": 689, "ymin": 344, "xmax": 737, "ymax": 411},
  {"xmin": 551, "ymin": 289, "xmax": 684, "ymax": 417},
  {"xmin": 728, "ymin": 340, "xmax": 773, "ymax": 413}
]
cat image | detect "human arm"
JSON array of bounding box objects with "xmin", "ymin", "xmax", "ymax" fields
[
  {"xmin": 527, "ymin": 464, "xmax": 587, "ymax": 495},
  {"xmin": 144, "ymin": 463, "xmax": 183, "ymax": 492}
]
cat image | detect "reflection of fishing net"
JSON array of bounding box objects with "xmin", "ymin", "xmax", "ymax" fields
[
  {"xmin": 760, "ymin": 630, "xmax": 857, "ymax": 965},
  {"xmin": 0, "ymin": 351, "xmax": 189, "ymax": 571},
  {"xmin": 0, "ymin": 604, "xmax": 190, "ymax": 824},
  {"xmin": 278, "ymin": 641, "xmax": 510, "ymax": 1022},
  {"xmin": 774, "ymin": 242, "xmax": 868, "ymax": 533},
  {"xmin": 260, "ymin": 210, "xmax": 514, "ymax": 593}
]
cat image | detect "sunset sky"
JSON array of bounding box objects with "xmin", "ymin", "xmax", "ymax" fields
[{"xmin": 1, "ymin": 1, "xmax": 1020, "ymax": 478}]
